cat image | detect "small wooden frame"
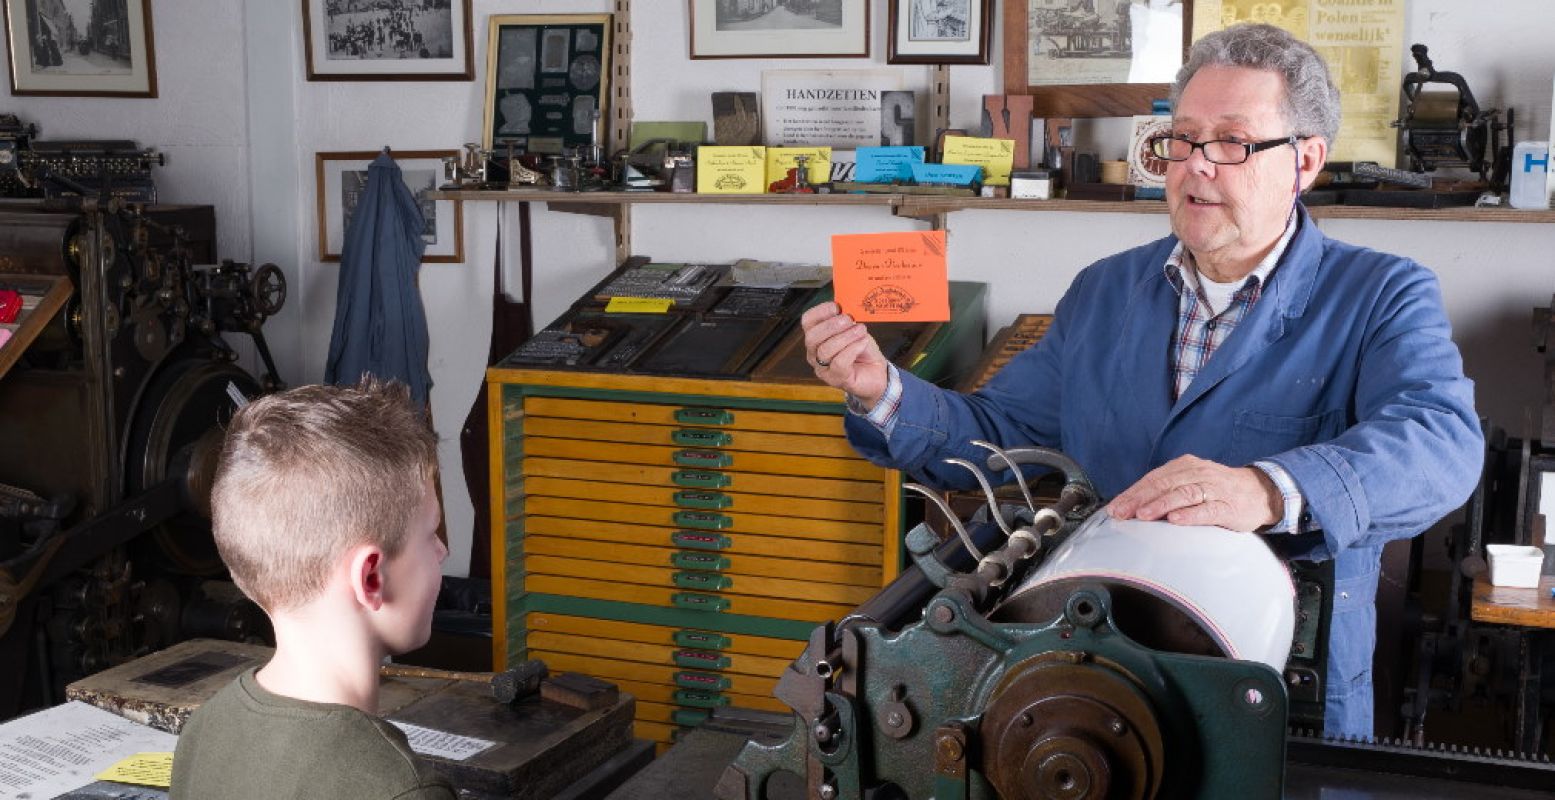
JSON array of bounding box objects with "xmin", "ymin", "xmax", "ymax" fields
[
  {"xmin": 1002, "ymin": 0, "xmax": 1194, "ymax": 118},
  {"xmin": 0, "ymin": 274, "xmax": 72, "ymax": 381},
  {"xmin": 314, "ymin": 150, "xmax": 464, "ymax": 263}
]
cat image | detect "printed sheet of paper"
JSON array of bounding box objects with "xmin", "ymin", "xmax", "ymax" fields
[
  {"xmin": 0, "ymin": 701, "xmax": 178, "ymax": 800},
  {"xmin": 696, "ymin": 146, "xmax": 767, "ymax": 194},
  {"xmin": 941, "ymin": 136, "xmax": 1016, "ymax": 186},
  {"xmin": 761, "ymin": 70, "xmax": 904, "ymax": 149},
  {"xmin": 387, "ymin": 720, "xmax": 497, "ymax": 762},
  {"xmin": 96, "ymin": 753, "xmax": 173, "ymax": 788},
  {"xmin": 830, "ymin": 231, "xmax": 949, "ymax": 323},
  {"xmin": 1191, "ymin": 0, "xmax": 1404, "ymax": 164}
]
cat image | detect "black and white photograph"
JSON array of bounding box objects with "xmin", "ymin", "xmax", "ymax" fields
[
  {"xmin": 714, "ymin": 0, "xmax": 843, "ymax": 31},
  {"xmin": 887, "ymin": 0, "xmax": 989, "ymax": 64},
  {"xmin": 909, "ymin": 0, "xmax": 969, "ymax": 40},
  {"xmin": 321, "ymin": 0, "xmax": 452, "ymax": 62},
  {"xmin": 690, "ymin": 0, "xmax": 867, "ymax": 58},
  {"xmin": 302, "ymin": 0, "xmax": 472, "ymax": 81},
  {"xmin": 482, "ymin": 14, "xmax": 612, "ymax": 152},
  {"xmin": 1025, "ymin": 0, "xmax": 1183, "ymax": 86},
  {"xmin": 340, "ymin": 167, "xmax": 439, "ymax": 246},
  {"xmin": 315, "ymin": 150, "xmax": 463, "ymax": 263},
  {"xmin": 2, "ymin": 0, "xmax": 156, "ymax": 95}
]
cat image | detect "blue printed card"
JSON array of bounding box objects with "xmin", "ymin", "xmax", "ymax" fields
[
  {"xmin": 855, "ymin": 146, "xmax": 926, "ymax": 183},
  {"xmin": 911, "ymin": 162, "xmax": 981, "ymax": 186}
]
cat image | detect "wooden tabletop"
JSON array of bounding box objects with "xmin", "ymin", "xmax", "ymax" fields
[{"xmin": 1471, "ymin": 575, "xmax": 1555, "ymax": 629}]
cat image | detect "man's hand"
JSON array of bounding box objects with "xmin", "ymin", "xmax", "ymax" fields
[
  {"xmin": 801, "ymin": 302, "xmax": 889, "ymax": 407},
  {"xmin": 1107, "ymin": 455, "xmax": 1283, "ymax": 532}
]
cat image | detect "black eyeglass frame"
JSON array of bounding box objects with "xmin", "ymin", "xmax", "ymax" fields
[{"xmin": 1147, "ymin": 134, "xmax": 1308, "ymax": 165}]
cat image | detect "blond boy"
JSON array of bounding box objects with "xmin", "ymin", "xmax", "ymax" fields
[{"xmin": 171, "ymin": 380, "xmax": 454, "ymax": 799}]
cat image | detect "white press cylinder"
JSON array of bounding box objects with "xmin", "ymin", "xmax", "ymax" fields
[{"xmin": 996, "ymin": 512, "xmax": 1297, "ymax": 673}]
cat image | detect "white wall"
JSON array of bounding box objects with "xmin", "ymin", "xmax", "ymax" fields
[{"xmin": 3, "ymin": 1, "xmax": 1551, "ymax": 575}]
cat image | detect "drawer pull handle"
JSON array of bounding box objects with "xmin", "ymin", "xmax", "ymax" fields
[
  {"xmin": 674, "ymin": 408, "xmax": 734, "ymax": 425},
  {"xmin": 673, "ymin": 511, "xmax": 732, "ymax": 530},
  {"xmin": 673, "ymin": 689, "xmax": 730, "ymax": 709},
  {"xmin": 674, "ymin": 670, "xmax": 731, "ymax": 691},
  {"xmin": 673, "ymin": 490, "xmax": 732, "ymax": 510},
  {"xmin": 671, "ymin": 531, "xmax": 732, "ymax": 551},
  {"xmin": 673, "ymin": 571, "xmax": 732, "ymax": 591},
  {"xmin": 672, "ymin": 429, "xmax": 732, "ymax": 447},
  {"xmin": 671, "ymin": 709, "xmax": 710, "ymax": 727},
  {"xmin": 672, "ymin": 592, "xmax": 730, "ymax": 612},
  {"xmin": 673, "ymin": 649, "xmax": 732, "ymax": 670},
  {"xmin": 671, "ymin": 552, "xmax": 730, "ymax": 572},
  {"xmin": 673, "ymin": 630, "xmax": 731, "ymax": 650},
  {"xmin": 673, "ymin": 449, "xmax": 733, "ymax": 469},
  {"xmin": 672, "ymin": 470, "xmax": 731, "ymax": 489}
]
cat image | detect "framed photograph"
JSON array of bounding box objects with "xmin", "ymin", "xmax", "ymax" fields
[
  {"xmin": 302, "ymin": 0, "xmax": 473, "ymax": 81},
  {"xmin": 1003, "ymin": 0, "xmax": 1192, "ymax": 117},
  {"xmin": 888, "ymin": 0, "xmax": 992, "ymax": 65},
  {"xmin": 314, "ymin": 150, "xmax": 464, "ymax": 264},
  {"xmin": 483, "ymin": 14, "xmax": 611, "ymax": 154},
  {"xmin": 690, "ymin": 0, "xmax": 868, "ymax": 60},
  {"xmin": 2, "ymin": 0, "xmax": 156, "ymax": 97}
]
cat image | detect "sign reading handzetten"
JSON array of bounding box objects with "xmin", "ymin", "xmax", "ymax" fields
[{"xmin": 761, "ymin": 70, "xmax": 904, "ymax": 150}]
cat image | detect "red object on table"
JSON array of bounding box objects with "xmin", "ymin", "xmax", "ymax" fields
[{"xmin": 0, "ymin": 290, "xmax": 21, "ymax": 324}]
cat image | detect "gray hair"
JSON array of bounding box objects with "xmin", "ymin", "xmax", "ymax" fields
[{"xmin": 1170, "ymin": 23, "xmax": 1341, "ymax": 145}]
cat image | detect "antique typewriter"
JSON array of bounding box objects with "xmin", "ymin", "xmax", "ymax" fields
[{"xmin": 0, "ymin": 113, "xmax": 163, "ymax": 202}]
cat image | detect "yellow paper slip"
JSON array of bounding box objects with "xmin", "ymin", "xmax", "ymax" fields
[
  {"xmin": 764, "ymin": 147, "xmax": 832, "ymax": 188},
  {"xmin": 942, "ymin": 136, "xmax": 1016, "ymax": 186},
  {"xmin": 696, "ymin": 146, "xmax": 767, "ymax": 194},
  {"xmin": 605, "ymin": 297, "xmax": 674, "ymax": 313},
  {"xmin": 96, "ymin": 751, "xmax": 174, "ymax": 788}
]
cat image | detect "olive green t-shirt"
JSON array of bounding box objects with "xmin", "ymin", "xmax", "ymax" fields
[{"xmin": 171, "ymin": 668, "xmax": 455, "ymax": 800}]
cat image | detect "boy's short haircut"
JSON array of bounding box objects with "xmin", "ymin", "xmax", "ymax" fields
[{"xmin": 210, "ymin": 379, "xmax": 439, "ymax": 612}]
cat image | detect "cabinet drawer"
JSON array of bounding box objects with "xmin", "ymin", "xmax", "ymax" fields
[
  {"xmin": 525, "ymin": 477, "xmax": 883, "ymax": 524},
  {"xmin": 526, "ymin": 556, "xmax": 876, "ymax": 606},
  {"xmin": 532, "ymin": 650, "xmax": 778, "ymax": 698},
  {"xmin": 528, "ymin": 631, "xmax": 792, "ymax": 678},
  {"xmin": 524, "ymin": 516, "xmax": 883, "ymax": 566},
  {"xmin": 525, "ymin": 536, "xmax": 882, "ymax": 586},
  {"xmin": 605, "ymin": 677, "xmax": 788, "ymax": 714},
  {"xmin": 524, "ymin": 575, "xmax": 855, "ymax": 622},
  {"xmin": 525, "ymin": 612, "xmax": 808, "ymax": 660},
  {"xmin": 524, "ymin": 396, "xmax": 842, "ymax": 436},
  {"xmin": 522, "ymin": 436, "xmax": 884, "ymax": 480},
  {"xmin": 523, "ymin": 417, "xmax": 857, "ymax": 459},
  {"xmin": 524, "ymin": 497, "xmax": 882, "ymax": 544},
  {"xmin": 522, "ymin": 457, "xmax": 883, "ymax": 502}
]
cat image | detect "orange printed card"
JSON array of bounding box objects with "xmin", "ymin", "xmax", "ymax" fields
[{"xmin": 830, "ymin": 231, "xmax": 950, "ymax": 323}]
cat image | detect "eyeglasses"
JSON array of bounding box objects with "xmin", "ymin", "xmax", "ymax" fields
[{"xmin": 1147, "ymin": 134, "xmax": 1306, "ymax": 165}]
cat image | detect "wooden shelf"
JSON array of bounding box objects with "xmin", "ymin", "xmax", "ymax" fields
[{"xmin": 430, "ymin": 189, "xmax": 1555, "ymax": 224}]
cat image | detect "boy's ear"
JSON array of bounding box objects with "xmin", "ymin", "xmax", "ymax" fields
[{"xmin": 349, "ymin": 545, "xmax": 387, "ymax": 611}]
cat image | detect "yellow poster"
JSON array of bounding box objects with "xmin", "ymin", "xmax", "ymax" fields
[
  {"xmin": 1191, "ymin": 0, "xmax": 1404, "ymax": 165},
  {"xmin": 765, "ymin": 147, "xmax": 832, "ymax": 188},
  {"xmin": 696, "ymin": 146, "xmax": 767, "ymax": 194},
  {"xmin": 941, "ymin": 136, "xmax": 1016, "ymax": 186}
]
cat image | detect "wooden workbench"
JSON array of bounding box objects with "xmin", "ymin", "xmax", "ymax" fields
[{"xmin": 1470, "ymin": 576, "xmax": 1555, "ymax": 628}]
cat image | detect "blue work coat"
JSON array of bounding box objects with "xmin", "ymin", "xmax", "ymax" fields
[{"xmin": 846, "ymin": 205, "xmax": 1483, "ymax": 738}]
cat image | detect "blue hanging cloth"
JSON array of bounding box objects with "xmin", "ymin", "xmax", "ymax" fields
[{"xmin": 324, "ymin": 151, "xmax": 433, "ymax": 406}]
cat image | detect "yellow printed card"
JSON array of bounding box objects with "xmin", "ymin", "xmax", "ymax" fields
[
  {"xmin": 942, "ymin": 136, "xmax": 1016, "ymax": 186},
  {"xmin": 765, "ymin": 147, "xmax": 832, "ymax": 189},
  {"xmin": 697, "ymin": 146, "xmax": 767, "ymax": 194},
  {"xmin": 97, "ymin": 752, "xmax": 174, "ymax": 788},
  {"xmin": 605, "ymin": 297, "xmax": 674, "ymax": 314}
]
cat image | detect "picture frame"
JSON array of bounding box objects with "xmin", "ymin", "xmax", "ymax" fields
[
  {"xmin": 314, "ymin": 150, "xmax": 464, "ymax": 264},
  {"xmin": 482, "ymin": 14, "xmax": 612, "ymax": 154},
  {"xmin": 689, "ymin": 0, "xmax": 869, "ymax": 60},
  {"xmin": 888, "ymin": 0, "xmax": 993, "ymax": 65},
  {"xmin": 1003, "ymin": 0, "xmax": 1192, "ymax": 118},
  {"xmin": 302, "ymin": 0, "xmax": 473, "ymax": 81},
  {"xmin": 2, "ymin": 0, "xmax": 156, "ymax": 97}
]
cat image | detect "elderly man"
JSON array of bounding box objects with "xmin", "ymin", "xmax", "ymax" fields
[{"xmin": 801, "ymin": 23, "xmax": 1481, "ymax": 739}]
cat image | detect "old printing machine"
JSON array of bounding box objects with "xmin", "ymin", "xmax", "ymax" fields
[{"xmin": 0, "ymin": 120, "xmax": 284, "ymax": 716}]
